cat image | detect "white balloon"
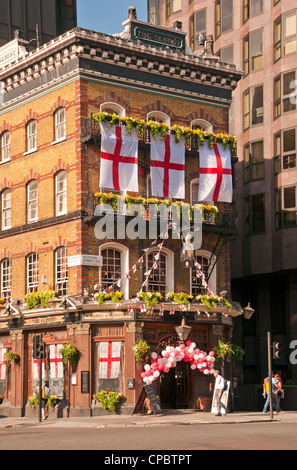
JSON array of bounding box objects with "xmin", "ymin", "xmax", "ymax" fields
[
  {"xmin": 191, "ymin": 342, "xmax": 196, "ymax": 349},
  {"xmin": 153, "ymin": 371, "xmax": 160, "ymax": 378},
  {"xmin": 198, "ymin": 353, "xmax": 205, "ymax": 359},
  {"xmin": 194, "ymin": 355, "xmax": 199, "ymax": 360},
  {"xmin": 151, "ymin": 352, "xmax": 158, "ymax": 359},
  {"xmin": 191, "ymin": 364, "xmax": 197, "ymax": 370},
  {"xmin": 203, "ymin": 369, "xmax": 210, "ymax": 375},
  {"xmin": 166, "ymin": 346, "xmax": 172, "ymax": 352},
  {"xmin": 144, "ymin": 364, "xmax": 151, "ymax": 371},
  {"xmin": 161, "ymin": 350, "xmax": 166, "ymax": 357}
]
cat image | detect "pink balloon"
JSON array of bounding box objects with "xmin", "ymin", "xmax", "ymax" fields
[{"xmin": 209, "ymin": 351, "xmax": 215, "ymax": 357}]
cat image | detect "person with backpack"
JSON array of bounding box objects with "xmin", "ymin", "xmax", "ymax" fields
[{"xmin": 213, "ymin": 370, "xmax": 228, "ymax": 416}]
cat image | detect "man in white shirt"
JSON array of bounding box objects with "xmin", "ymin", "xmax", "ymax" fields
[{"xmin": 213, "ymin": 370, "xmax": 227, "ymax": 416}]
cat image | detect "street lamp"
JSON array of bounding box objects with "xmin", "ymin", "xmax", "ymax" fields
[
  {"xmin": 243, "ymin": 302, "xmax": 255, "ymax": 320},
  {"xmin": 175, "ymin": 318, "xmax": 192, "ymax": 343}
]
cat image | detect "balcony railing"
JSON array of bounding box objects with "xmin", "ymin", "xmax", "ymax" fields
[{"xmin": 81, "ymin": 116, "xmax": 238, "ymax": 158}]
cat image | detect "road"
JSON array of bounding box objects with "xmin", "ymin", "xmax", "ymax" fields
[{"xmin": 0, "ymin": 422, "xmax": 296, "ymax": 452}]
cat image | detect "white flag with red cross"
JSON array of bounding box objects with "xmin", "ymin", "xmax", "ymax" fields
[
  {"xmin": 33, "ymin": 358, "xmax": 46, "ymax": 380},
  {"xmin": 0, "ymin": 348, "xmax": 7, "ymax": 380},
  {"xmin": 99, "ymin": 341, "xmax": 122, "ymax": 379},
  {"xmin": 49, "ymin": 344, "xmax": 64, "ymax": 379},
  {"xmin": 99, "ymin": 123, "xmax": 138, "ymax": 192},
  {"xmin": 198, "ymin": 142, "xmax": 233, "ymax": 203},
  {"xmin": 150, "ymin": 134, "xmax": 185, "ymax": 199}
]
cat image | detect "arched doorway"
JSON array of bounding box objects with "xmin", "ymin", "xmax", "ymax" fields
[{"xmin": 158, "ymin": 335, "xmax": 191, "ymax": 409}]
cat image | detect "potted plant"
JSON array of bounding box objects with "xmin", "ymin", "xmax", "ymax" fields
[
  {"xmin": 93, "ymin": 390, "xmax": 123, "ymax": 413},
  {"xmin": 136, "ymin": 291, "xmax": 162, "ymax": 310}
]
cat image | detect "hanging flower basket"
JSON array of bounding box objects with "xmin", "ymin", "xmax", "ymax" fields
[
  {"xmin": 133, "ymin": 340, "xmax": 151, "ymax": 364},
  {"xmin": 59, "ymin": 343, "xmax": 79, "ymax": 369},
  {"xmin": 4, "ymin": 351, "xmax": 20, "ymax": 367}
]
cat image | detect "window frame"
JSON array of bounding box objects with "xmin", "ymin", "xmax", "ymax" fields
[
  {"xmin": 1, "ymin": 258, "xmax": 11, "ymax": 303},
  {"xmin": 26, "ymin": 119, "xmax": 37, "ymax": 153},
  {"xmin": 1, "ymin": 189, "xmax": 11, "ymax": 230},
  {"xmin": 55, "ymin": 170, "xmax": 67, "ymax": 216},
  {"xmin": 1, "ymin": 131, "xmax": 10, "ymax": 163},
  {"xmin": 27, "ymin": 180, "xmax": 38, "ymax": 223},
  {"xmin": 190, "ymin": 250, "xmax": 216, "ymax": 296},
  {"xmin": 54, "ymin": 107, "xmax": 66, "ymax": 142},
  {"xmin": 55, "ymin": 247, "xmax": 68, "ymax": 296},
  {"xmin": 26, "ymin": 253, "xmax": 39, "ymax": 294},
  {"xmin": 99, "ymin": 243, "xmax": 129, "ymax": 299},
  {"xmin": 145, "ymin": 247, "xmax": 174, "ymax": 297}
]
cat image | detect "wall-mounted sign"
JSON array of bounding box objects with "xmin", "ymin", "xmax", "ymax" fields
[
  {"xmin": 68, "ymin": 254, "xmax": 102, "ymax": 267},
  {"xmin": 130, "ymin": 21, "xmax": 186, "ymax": 52},
  {"xmin": 0, "ymin": 38, "xmax": 27, "ymax": 70}
]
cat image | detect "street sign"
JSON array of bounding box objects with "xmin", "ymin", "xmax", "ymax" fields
[{"xmin": 68, "ymin": 255, "xmax": 102, "ymax": 267}]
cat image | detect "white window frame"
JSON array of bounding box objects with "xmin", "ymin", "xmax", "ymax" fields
[
  {"xmin": 54, "ymin": 107, "xmax": 66, "ymax": 142},
  {"xmin": 1, "ymin": 259, "xmax": 11, "ymax": 302},
  {"xmin": 190, "ymin": 119, "xmax": 213, "ymax": 132},
  {"xmin": 145, "ymin": 247, "xmax": 174, "ymax": 296},
  {"xmin": 55, "ymin": 171, "xmax": 67, "ymax": 216},
  {"xmin": 191, "ymin": 250, "xmax": 217, "ymax": 296},
  {"xmin": 26, "ymin": 120, "xmax": 37, "ymax": 153},
  {"xmin": 27, "ymin": 180, "xmax": 38, "ymax": 223},
  {"xmin": 27, "ymin": 253, "xmax": 39, "ymax": 293},
  {"xmin": 100, "ymin": 102, "xmax": 125, "ymax": 118},
  {"xmin": 2, "ymin": 189, "xmax": 11, "ymax": 230},
  {"xmin": 55, "ymin": 247, "xmax": 68, "ymax": 296},
  {"xmin": 1, "ymin": 131, "xmax": 10, "ymax": 163},
  {"xmin": 99, "ymin": 243, "xmax": 129, "ymax": 299},
  {"xmin": 147, "ymin": 111, "xmax": 170, "ymax": 126}
]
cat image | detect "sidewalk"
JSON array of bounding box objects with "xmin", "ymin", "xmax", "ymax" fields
[{"xmin": 1, "ymin": 409, "xmax": 297, "ymax": 429}]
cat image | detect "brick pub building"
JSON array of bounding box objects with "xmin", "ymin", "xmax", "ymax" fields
[{"xmin": 0, "ymin": 9, "xmax": 242, "ymax": 417}]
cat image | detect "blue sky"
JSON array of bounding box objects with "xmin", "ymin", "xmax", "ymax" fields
[{"xmin": 77, "ymin": 1, "xmax": 148, "ymax": 35}]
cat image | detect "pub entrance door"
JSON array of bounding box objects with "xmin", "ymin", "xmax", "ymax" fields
[{"xmin": 160, "ymin": 361, "xmax": 191, "ymax": 408}]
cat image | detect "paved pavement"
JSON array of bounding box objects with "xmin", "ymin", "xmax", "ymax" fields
[{"xmin": 1, "ymin": 409, "xmax": 297, "ymax": 429}]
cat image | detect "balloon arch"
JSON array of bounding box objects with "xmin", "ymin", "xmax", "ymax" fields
[{"xmin": 141, "ymin": 340, "xmax": 216, "ymax": 385}]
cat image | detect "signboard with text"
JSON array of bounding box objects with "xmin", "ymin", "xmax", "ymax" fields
[{"xmin": 68, "ymin": 255, "xmax": 102, "ymax": 267}]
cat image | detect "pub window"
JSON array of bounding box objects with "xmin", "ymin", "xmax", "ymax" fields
[
  {"xmin": 1, "ymin": 259, "xmax": 11, "ymax": 303},
  {"xmin": 54, "ymin": 107, "xmax": 66, "ymax": 142},
  {"xmin": 146, "ymin": 248, "xmax": 174, "ymax": 298},
  {"xmin": 100, "ymin": 103, "xmax": 125, "ymax": 118},
  {"xmin": 55, "ymin": 247, "xmax": 68, "ymax": 296},
  {"xmin": 1, "ymin": 189, "xmax": 11, "ymax": 230},
  {"xmin": 147, "ymin": 111, "xmax": 170, "ymax": 126},
  {"xmin": 55, "ymin": 170, "xmax": 67, "ymax": 216},
  {"xmin": 26, "ymin": 119, "xmax": 37, "ymax": 152},
  {"xmin": 99, "ymin": 243, "xmax": 129, "ymax": 299},
  {"xmin": 190, "ymin": 119, "xmax": 213, "ymax": 132},
  {"xmin": 1, "ymin": 131, "xmax": 10, "ymax": 163},
  {"xmin": 191, "ymin": 251, "xmax": 216, "ymax": 296},
  {"xmin": 27, "ymin": 180, "xmax": 38, "ymax": 223},
  {"xmin": 26, "ymin": 253, "xmax": 39, "ymax": 293}
]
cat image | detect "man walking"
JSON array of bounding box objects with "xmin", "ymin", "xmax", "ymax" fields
[{"xmin": 213, "ymin": 370, "xmax": 227, "ymax": 416}]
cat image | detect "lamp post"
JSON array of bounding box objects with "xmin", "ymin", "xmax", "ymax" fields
[{"xmin": 175, "ymin": 318, "xmax": 192, "ymax": 344}]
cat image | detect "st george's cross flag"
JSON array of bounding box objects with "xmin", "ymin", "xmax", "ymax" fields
[
  {"xmin": 198, "ymin": 142, "xmax": 233, "ymax": 203},
  {"xmin": 0, "ymin": 348, "xmax": 7, "ymax": 380},
  {"xmin": 99, "ymin": 123, "xmax": 138, "ymax": 192},
  {"xmin": 150, "ymin": 134, "xmax": 185, "ymax": 199},
  {"xmin": 49, "ymin": 344, "xmax": 63, "ymax": 379},
  {"xmin": 99, "ymin": 341, "xmax": 122, "ymax": 379}
]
